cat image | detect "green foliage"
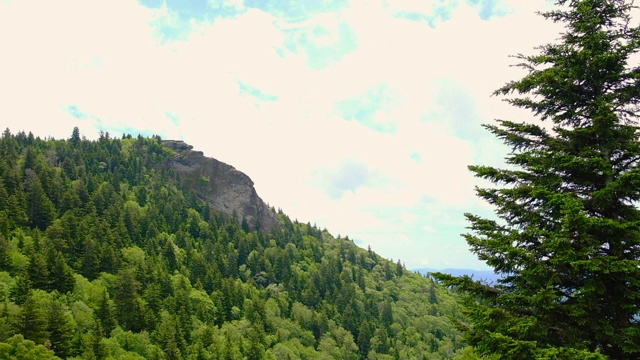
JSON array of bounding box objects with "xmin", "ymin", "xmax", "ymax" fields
[
  {"xmin": 0, "ymin": 129, "xmax": 468, "ymax": 359},
  {"xmin": 0, "ymin": 334, "xmax": 60, "ymax": 359},
  {"xmin": 435, "ymin": 1, "xmax": 640, "ymax": 359}
]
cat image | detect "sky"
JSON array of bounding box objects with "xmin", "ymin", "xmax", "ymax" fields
[{"xmin": 0, "ymin": 0, "xmax": 570, "ymax": 270}]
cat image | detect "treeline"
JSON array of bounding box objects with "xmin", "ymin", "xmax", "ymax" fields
[{"xmin": 0, "ymin": 128, "xmax": 471, "ymax": 359}]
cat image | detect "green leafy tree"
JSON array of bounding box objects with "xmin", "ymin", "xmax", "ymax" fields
[
  {"xmin": 435, "ymin": 1, "xmax": 640, "ymax": 359},
  {"xmin": 0, "ymin": 334, "xmax": 60, "ymax": 360}
]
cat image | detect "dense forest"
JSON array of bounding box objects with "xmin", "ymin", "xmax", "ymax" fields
[{"xmin": 0, "ymin": 128, "xmax": 473, "ymax": 359}]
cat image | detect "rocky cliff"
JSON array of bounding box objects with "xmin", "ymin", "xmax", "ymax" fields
[{"xmin": 163, "ymin": 140, "xmax": 279, "ymax": 232}]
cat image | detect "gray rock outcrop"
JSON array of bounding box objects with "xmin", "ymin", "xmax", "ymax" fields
[{"xmin": 163, "ymin": 140, "xmax": 278, "ymax": 232}]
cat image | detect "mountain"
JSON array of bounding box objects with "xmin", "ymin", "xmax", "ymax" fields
[{"xmin": 0, "ymin": 129, "xmax": 477, "ymax": 359}]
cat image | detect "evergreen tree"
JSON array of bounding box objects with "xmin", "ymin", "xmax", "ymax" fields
[
  {"xmin": 374, "ymin": 327, "xmax": 390, "ymax": 354},
  {"xmin": 95, "ymin": 289, "xmax": 116, "ymax": 336},
  {"xmin": 0, "ymin": 302, "xmax": 15, "ymax": 342},
  {"xmin": 70, "ymin": 127, "xmax": 81, "ymax": 147},
  {"xmin": 45, "ymin": 248, "xmax": 75, "ymax": 293},
  {"xmin": 0, "ymin": 235, "xmax": 10, "ymax": 271},
  {"xmin": 395, "ymin": 259, "xmax": 403, "ymax": 277},
  {"xmin": 46, "ymin": 300, "xmax": 74, "ymax": 358},
  {"xmin": 9, "ymin": 271, "xmax": 32, "ymax": 305},
  {"xmin": 428, "ymin": 281, "xmax": 438, "ymax": 305},
  {"xmin": 357, "ymin": 319, "xmax": 372, "ymax": 358},
  {"xmin": 245, "ymin": 325, "xmax": 266, "ymax": 360},
  {"xmin": 113, "ymin": 268, "xmax": 146, "ymax": 332},
  {"xmin": 24, "ymin": 170, "xmax": 56, "ymax": 230},
  {"xmin": 435, "ymin": 1, "xmax": 640, "ymax": 358},
  {"xmin": 154, "ymin": 313, "xmax": 183, "ymax": 360},
  {"xmin": 15, "ymin": 291, "xmax": 47, "ymax": 345},
  {"xmin": 86, "ymin": 322, "xmax": 106, "ymax": 360},
  {"xmin": 0, "ymin": 129, "xmax": 19, "ymax": 167},
  {"xmin": 27, "ymin": 251, "xmax": 50, "ymax": 291},
  {"xmin": 379, "ymin": 298, "xmax": 393, "ymax": 329}
]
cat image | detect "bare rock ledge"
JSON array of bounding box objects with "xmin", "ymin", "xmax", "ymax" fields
[{"xmin": 163, "ymin": 140, "xmax": 278, "ymax": 232}]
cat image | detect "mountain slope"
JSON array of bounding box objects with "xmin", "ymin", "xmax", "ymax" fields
[{"xmin": 0, "ymin": 129, "xmax": 474, "ymax": 359}]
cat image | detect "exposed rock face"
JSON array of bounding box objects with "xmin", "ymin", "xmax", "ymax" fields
[{"xmin": 163, "ymin": 140, "xmax": 278, "ymax": 232}]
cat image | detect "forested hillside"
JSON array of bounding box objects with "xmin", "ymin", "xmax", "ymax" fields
[{"xmin": 0, "ymin": 128, "xmax": 471, "ymax": 359}]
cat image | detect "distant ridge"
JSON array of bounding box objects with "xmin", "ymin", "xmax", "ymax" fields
[{"xmin": 413, "ymin": 268, "xmax": 501, "ymax": 284}]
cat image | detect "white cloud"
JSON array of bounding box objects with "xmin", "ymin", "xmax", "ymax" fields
[
  {"xmin": 0, "ymin": 0, "xmax": 569, "ymax": 269},
  {"xmin": 422, "ymin": 225, "xmax": 437, "ymax": 233}
]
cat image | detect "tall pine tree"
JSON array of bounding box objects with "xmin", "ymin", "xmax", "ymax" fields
[{"xmin": 435, "ymin": 1, "xmax": 640, "ymax": 359}]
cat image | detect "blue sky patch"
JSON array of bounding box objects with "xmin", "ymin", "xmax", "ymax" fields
[
  {"xmin": 139, "ymin": 0, "xmax": 355, "ymax": 66},
  {"xmin": 283, "ymin": 20, "xmax": 358, "ymax": 70},
  {"xmin": 335, "ymin": 84, "xmax": 397, "ymax": 133},
  {"xmin": 244, "ymin": 0, "xmax": 348, "ymax": 21},
  {"xmin": 140, "ymin": 0, "xmax": 246, "ymax": 41},
  {"xmin": 467, "ymin": 0, "xmax": 509, "ymax": 20},
  {"xmin": 390, "ymin": 0, "xmax": 509, "ymax": 26},
  {"xmin": 147, "ymin": 12, "xmax": 195, "ymax": 42},
  {"xmin": 140, "ymin": 0, "xmax": 243, "ymax": 20},
  {"xmin": 432, "ymin": 2, "xmax": 455, "ymax": 21},
  {"xmin": 314, "ymin": 160, "xmax": 373, "ymax": 199},
  {"xmin": 165, "ymin": 112, "xmax": 181, "ymax": 125},
  {"xmin": 66, "ymin": 105, "xmax": 88, "ymax": 120},
  {"xmin": 393, "ymin": 11, "xmax": 432, "ymax": 24},
  {"xmin": 420, "ymin": 80, "xmax": 485, "ymax": 140},
  {"xmin": 139, "ymin": 0, "xmax": 348, "ymax": 40},
  {"xmin": 389, "ymin": 0, "xmax": 455, "ymax": 27},
  {"xmin": 139, "ymin": 0, "xmax": 162, "ymax": 9},
  {"xmin": 238, "ymin": 81, "xmax": 279, "ymax": 102}
]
